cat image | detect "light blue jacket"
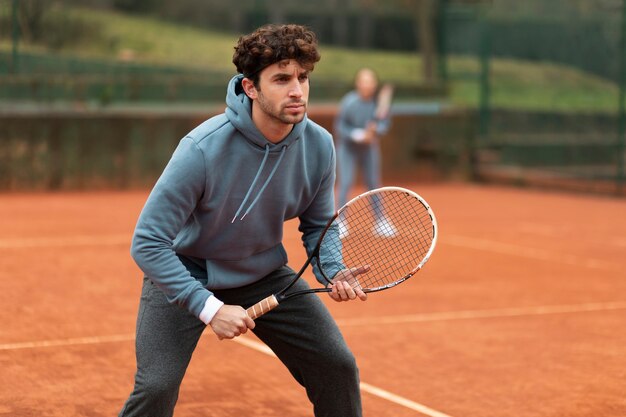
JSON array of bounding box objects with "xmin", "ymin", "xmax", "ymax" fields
[
  {"xmin": 131, "ymin": 75, "xmax": 340, "ymax": 318},
  {"xmin": 334, "ymin": 90, "xmax": 391, "ymax": 144}
]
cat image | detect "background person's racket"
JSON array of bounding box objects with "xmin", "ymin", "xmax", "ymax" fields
[
  {"xmin": 374, "ymin": 83, "xmax": 394, "ymax": 120},
  {"xmin": 246, "ymin": 186, "xmax": 437, "ymax": 319}
]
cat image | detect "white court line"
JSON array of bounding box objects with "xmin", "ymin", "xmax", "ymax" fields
[
  {"xmin": 2, "ymin": 233, "xmax": 620, "ymax": 271},
  {"xmin": 5, "ymin": 303, "xmax": 625, "ymax": 415},
  {"xmin": 4, "ymin": 301, "xmax": 626, "ymax": 350},
  {"xmin": 0, "ymin": 234, "xmax": 129, "ymax": 249},
  {"xmin": 0, "ymin": 334, "xmax": 135, "ymax": 351},
  {"xmin": 360, "ymin": 382, "xmax": 453, "ymax": 417},
  {"xmin": 445, "ymin": 234, "xmax": 621, "ymax": 271},
  {"xmin": 5, "ymin": 302, "xmax": 626, "ymax": 414},
  {"xmin": 232, "ymin": 337, "xmax": 454, "ymax": 417},
  {"xmin": 518, "ymin": 223, "xmax": 626, "ymax": 250},
  {"xmin": 336, "ymin": 301, "xmax": 626, "ymax": 327},
  {"xmin": 0, "ymin": 332, "xmax": 453, "ymax": 416}
]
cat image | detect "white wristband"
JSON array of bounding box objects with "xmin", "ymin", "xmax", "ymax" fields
[
  {"xmin": 350, "ymin": 128, "xmax": 366, "ymax": 142},
  {"xmin": 198, "ymin": 295, "xmax": 225, "ymax": 325}
]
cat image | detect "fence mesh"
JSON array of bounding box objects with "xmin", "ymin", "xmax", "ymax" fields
[{"xmin": 444, "ymin": 4, "xmax": 626, "ymax": 195}]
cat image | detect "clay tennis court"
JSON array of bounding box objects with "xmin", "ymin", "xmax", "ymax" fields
[{"xmin": 1, "ymin": 183, "xmax": 625, "ymax": 417}]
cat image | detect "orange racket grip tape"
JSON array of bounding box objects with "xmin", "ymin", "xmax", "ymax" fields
[{"xmin": 246, "ymin": 295, "xmax": 279, "ymax": 320}]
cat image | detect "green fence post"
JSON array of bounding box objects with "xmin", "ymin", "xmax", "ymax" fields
[
  {"xmin": 11, "ymin": 0, "xmax": 20, "ymax": 74},
  {"xmin": 436, "ymin": 0, "xmax": 449, "ymax": 84},
  {"xmin": 618, "ymin": 0, "xmax": 626, "ymax": 195},
  {"xmin": 478, "ymin": 12, "xmax": 491, "ymax": 141}
]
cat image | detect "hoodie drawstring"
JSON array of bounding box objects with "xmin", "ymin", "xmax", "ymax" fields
[{"xmin": 232, "ymin": 144, "xmax": 287, "ymax": 223}]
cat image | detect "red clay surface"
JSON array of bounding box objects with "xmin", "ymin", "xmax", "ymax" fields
[{"xmin": 1, "ymin": 184, "xmax": 625, "ymax": 417}]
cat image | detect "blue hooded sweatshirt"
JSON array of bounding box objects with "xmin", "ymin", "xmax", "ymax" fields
[{"xmin": 130, "ymin": 75, "xmax": 342, "ymax": 318}]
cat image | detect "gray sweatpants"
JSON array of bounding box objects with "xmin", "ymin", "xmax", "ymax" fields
[{"xmin": 118, "ymin": 265, "xmax": 362, "ymax": 417}]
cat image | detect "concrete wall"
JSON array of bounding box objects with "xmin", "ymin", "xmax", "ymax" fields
[{"xmin": 0, "ymin": 104, "xmax": 474, "ymax": 190}]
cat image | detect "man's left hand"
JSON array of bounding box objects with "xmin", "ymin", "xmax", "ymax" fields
[{"xmin": 328, "ymin": 266, "xmax": 369, "ymax": 302}]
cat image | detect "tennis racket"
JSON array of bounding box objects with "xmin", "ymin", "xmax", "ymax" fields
[
  {"xmin": 374, "ymin": 83, "xmax": 394, "ymax": 121},
  {"xmin": 246, "ymin": 186, "xmax": 437, "ymax": 319}
]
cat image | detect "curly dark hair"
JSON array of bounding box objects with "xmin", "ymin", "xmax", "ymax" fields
[{"xmin": 233, "ymin": 24, "xmax": 321, "ymax": 86}]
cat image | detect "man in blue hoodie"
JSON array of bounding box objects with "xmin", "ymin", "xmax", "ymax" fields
[{"xmin": 118, "ymin": 24, "xmax": 367, "ymax": 417}]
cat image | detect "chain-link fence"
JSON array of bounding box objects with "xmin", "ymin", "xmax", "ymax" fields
[
  {"xmin": 2, "ymin": 1, "xmax": 625, "ymax": 194},
  {"xmin": 450, "ymin": 2, "xmax": 626, "ymax": 195}
]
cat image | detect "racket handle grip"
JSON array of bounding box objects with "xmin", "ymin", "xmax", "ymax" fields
[{"xmin": 246, "ymin": 295, "xmax": 279, "ymax": 320}]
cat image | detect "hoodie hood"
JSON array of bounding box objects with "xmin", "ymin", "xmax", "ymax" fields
[
  {"xmin": 225, "ymin": 74, "xmax": 307, "ymax": 150},
  {"xmin": 224, "ymin": 74, "xmax": 307, "ymax": 222}
]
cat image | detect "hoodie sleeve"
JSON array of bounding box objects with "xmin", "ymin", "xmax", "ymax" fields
[
  {"xmin": 298, "ymin": 138, "xmax": 344, "ymax": 283},
  {"xmin": 130, "ymin": 137, "xmax": 212, "ymax": 318}
]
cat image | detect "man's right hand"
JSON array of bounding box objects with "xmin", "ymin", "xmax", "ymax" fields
[{"xmin": 209, "ymin": 305, "xmax": 255, "ymax": 340}]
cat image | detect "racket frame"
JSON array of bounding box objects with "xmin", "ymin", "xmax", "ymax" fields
[
  {"xmin": 246, "ymin": 186, "xmax": 438, "ymax": 319},
  {"xmin": 374, "ymin": 83, "xmax": 394, "ymax": 121},
  {"xmin": 329, "ymin": 186, "xmax": 438, "ymax": 293}
]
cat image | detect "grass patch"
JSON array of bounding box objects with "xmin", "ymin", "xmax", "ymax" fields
[
  {"xmin": 0, "ymin": 6, "xmax": 621, "ymax": 112},
  {"xmin": 447, "ymin": 56, "xmax": 619, "ymax": 113}
]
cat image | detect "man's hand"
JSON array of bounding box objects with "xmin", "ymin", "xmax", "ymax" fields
[
  {"xmin": 209, "ymin": 305, "xmax": 255, "ymax": 340},
  {"xmin": 329, "ymin": 266, "xmax": 370, "ymax": 302}
]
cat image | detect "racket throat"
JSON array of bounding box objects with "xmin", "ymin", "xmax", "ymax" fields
[{"xmin": 282, "ymin": 287, "xmax": 331, "ymax": 300}]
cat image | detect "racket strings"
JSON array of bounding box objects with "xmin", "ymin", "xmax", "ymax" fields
[{"xmin": 321, "ymin": 190, "xmax": 435, "ymax": 291}]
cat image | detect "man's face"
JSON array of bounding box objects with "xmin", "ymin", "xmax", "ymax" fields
[{"xmin": 252, "ymin": 60, "xmax": 310, "ymax": 126}]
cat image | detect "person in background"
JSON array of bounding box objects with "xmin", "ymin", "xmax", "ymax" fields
[{"xmin": 334, "ymin": 68, "xmax": 394, "ymax": 238}]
